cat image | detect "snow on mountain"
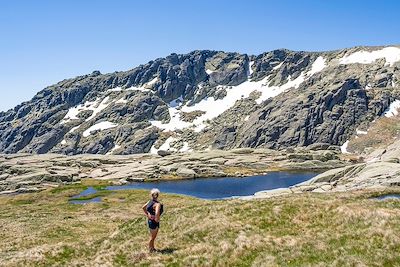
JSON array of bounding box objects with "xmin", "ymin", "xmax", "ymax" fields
[
  {"xmin": 1, "ymin": 45, "xmax": 400, "ymax": 155},
  {"xmin": 339, "ymin": 47, "xmax": 400, "ymax": 66}
]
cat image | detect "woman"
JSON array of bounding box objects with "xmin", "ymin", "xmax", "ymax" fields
[{"xmin": 142, "ymin": 188, "xmax": 163, "ymax": 253}]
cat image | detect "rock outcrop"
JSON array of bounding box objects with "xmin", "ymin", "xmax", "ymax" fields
[
  {"xmin": 0, "ymin": 148, "xmax": 347, "ymax": 194},
  {"xmin": 1, "ymin": 46, "xmax": 400, "ymax": 155}
]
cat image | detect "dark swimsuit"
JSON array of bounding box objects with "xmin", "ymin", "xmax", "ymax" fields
[{"xmin": 146, "ymin": 200, "xmax": 163, "ymax": 229}]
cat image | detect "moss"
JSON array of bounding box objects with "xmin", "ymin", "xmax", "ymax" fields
[
  {"xmin": 44, "ymin": 245, "xmax": 76, "ymax": 265},
  {"xmin": 50, "ymin": 184, "xmax": 87, "ymax": 194},
  {"xmin": 114, "ymin": 252, "xmax": 128, "ymax": 266},
  {"xmin": 10, "ymin": 198, "xmax": 35, "ymax": 205}
]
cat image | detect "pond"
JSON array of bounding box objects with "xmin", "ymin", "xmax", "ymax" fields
[
  {"xmin": 69, "ymin": 187, "xmax": 104, "ymax": 204},
  {"xmin": 373, "ymin": 194, "xmax": 400, "ymax": 200},
  {"xmin": 70, "ymin": 171, "xmax": 318, "ymax": 203},
  {"xmin": 69, "ymin": 196, "xmax": 102, "ymax": 204}
]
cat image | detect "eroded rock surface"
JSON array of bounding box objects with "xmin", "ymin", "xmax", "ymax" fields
[
  {"xmin": 1, "ymin": 46, "xmax": 399, "ymax": 155},
  {"xmin": 0, "ymin": 148, "xmax": 347, "ymax": 194}
]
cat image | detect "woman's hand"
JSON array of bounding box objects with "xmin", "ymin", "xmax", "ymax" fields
[{"xmin": 147, "ymin": 213, "xmax": 155, "ymax": 220}]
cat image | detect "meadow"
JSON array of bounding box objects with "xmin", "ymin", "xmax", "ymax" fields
[{"xmin": 1, "ymin": 180, "xmax": 400, "ymax": 266}]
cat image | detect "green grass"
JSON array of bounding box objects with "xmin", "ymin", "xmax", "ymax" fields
[
  {"xmin": 1, "ymin": 185, "xmax": 400, "ymax": 266},
  {"xmin": 68, "ymin": 190, "xmax": 111, "ymax": 201}
]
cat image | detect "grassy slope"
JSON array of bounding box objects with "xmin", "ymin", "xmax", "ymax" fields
[{"xmin": 1, "ymin": 182, "xmax": 400, "ymax": 266}]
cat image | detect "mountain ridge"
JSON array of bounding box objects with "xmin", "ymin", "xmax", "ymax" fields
[{"xmin": 1, "ymin": 45, "xmax": 400, "ymax": 155}]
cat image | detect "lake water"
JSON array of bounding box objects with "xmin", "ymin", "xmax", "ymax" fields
[
  {"xmin": 69, "ymin": 196, "xmax": 102, "ymax": 204},
  {"xmin": 374, "ymin": 194, "xmax": 400, "ymax": 200},
  {"xmin": 69, "ymin": 171, "xmax": 318, "ymax": 203},
  {"xmin": 69, "ymin": 186, "xmax": 103, "ymax": 204},
  {"xmin": 106, "ymin": 171, "xmax": 318, "ymax": 200}
]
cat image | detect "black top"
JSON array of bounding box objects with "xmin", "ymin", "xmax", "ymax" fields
[{"xmin": 146, "ymin": 199, "xmax": 164, "ymax": 217}]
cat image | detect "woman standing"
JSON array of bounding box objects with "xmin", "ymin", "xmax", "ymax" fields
[{"xmin": 142, "ymin": 188, "xmax": 163, "ymax": 253}]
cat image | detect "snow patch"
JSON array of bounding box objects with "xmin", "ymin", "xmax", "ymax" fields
[
  {"xmin": 169, "ymin": 96, "xmax": 183, "ymax": 108},
  {"xmin": 182, "ymin": 76, "xmax": 274, "ymax": 123},
  {"xmin": 356, "ymin": 129, "xmax": 368, "ymax": 135},
  {"xmin": 384, "ymin": 100, "xmax": 400, "ymax": 117},
  {"xmin": 60, "ymin": 139, "xmax": 67, "ymax": 145},
  {"xmin": 69, "ymin": 125, "xmax": 81, "ymax": 133},
  {"xmin": 82, "ymin": 121, "xmax": 118, "ymax": 137},
  {"xmin": 86, "ymin": 97, "xmax": 111, "ymax": 122},
  {"xmin": 206, "ymin": 69, "xmax": 215, "ymax": 75},
  {"xmin": 340, "ymin": 140, "xmax": 350, "ymax": 154},
  {"xmin": 194, "ymin": 123, "xmax": 206, "ymax": 133},
  {"xmin": 179, "ymin": 142, "xmax": 192, "ymax": 153},
  {"xmin": 150, "ymin": 136, "xmax": 177, "ymax": 154},
  {"xmin": 366, "ymin": 157, "xmax": 379, "ymax": 163},
  {"xmin": 339, "ymin": 47, "xmax": 400, "ymax": 66},
  {"xmin": 151, "ymin": 57, "xmax": 326, "ymax": 133},
  {"xmin": 256, "ymin": 57, "xmax": 326, "ymax": 105},
  {"xmin": 307, "ymin": 56, "xmax": 326, "ymax": 76},
  {"xmin": 150, "ymin": 106, "xmax": 192, "ymax": 132},
  {"xmin": 272, "ymin": 62, "xmax": 283, "ymax": 70},
  {"xmin": 61, "ymin": 96, "xmax": 112, "ymax": 124},
  {"xmin": 248, "ymin": 61, "xmax": 254, "ymax": 76},
  {"xmin": 146, "ymin": 77, "xmax": 158, "ymax": 86},
  {"xmin": 365, "ymin": 83, "xmax": 372, "ymax": 90},
  {"xmin": 106, "ymin": 87, "xmax": 124, "ymax": 93},
  {"xmin": 61, "ymin": 101, "xmax": 94, "ymax": 124},
  {"xmin": 244, "ymin": 115, "xmax": 250, "ymax": 121},
  {"xmin": 106, "ymin": 144, "xmax": 121, "ymax": 155}
]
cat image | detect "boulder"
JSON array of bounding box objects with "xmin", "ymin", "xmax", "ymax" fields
[
  {"xmin": 254, "ymin": 188, "xmax": 292, "ymax": 198},
  {"xmin": 158, "ymin": 150, "xmax": 172, "ymax": 157},
  {"xmin": 307, "ymin": 143, "xmax": 331, "ymax": 151},
  {"xmin": 176, "ymin": 167, "xmax": 197, "ymax": 178}
]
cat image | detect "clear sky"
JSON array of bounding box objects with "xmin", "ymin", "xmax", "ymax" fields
[{"xmin": 0, "ymin": 0, "xmax": 399, "ymax": 112}]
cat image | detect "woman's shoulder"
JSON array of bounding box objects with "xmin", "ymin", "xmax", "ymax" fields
[{"xmin": 154, "ymin": 201, "xmax": 164, "ymax": 209}]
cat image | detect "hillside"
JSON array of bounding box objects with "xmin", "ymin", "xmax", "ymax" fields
[{"xmin": 1, "ymin": 46, "xmax": 400, "ymax": 155}]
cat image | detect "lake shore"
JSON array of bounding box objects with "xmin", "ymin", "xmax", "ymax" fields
[{"xmin": 0, "ymin": 148, "xmax": 349, "ymax": 195}]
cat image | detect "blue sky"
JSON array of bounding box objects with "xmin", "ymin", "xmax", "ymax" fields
[{"xmin": 0, "ymin": 0, "xmax": 399, "ymax": 112}]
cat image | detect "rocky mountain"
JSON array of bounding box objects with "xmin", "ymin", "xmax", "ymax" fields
[{"xmin": 1, "ymin": 45, "xmax": 400, "ymax": 155}]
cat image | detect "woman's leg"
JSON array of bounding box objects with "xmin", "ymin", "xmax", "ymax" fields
[{"xmin": 149, "ymin": 228, "xmax": 159, "ymax": 251}]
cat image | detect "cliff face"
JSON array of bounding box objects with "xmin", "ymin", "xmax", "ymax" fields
[{"xmin": 1, "ymin": 46, "xmax": 400, "ymax": 155}]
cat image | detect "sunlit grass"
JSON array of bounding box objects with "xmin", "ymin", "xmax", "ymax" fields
[{"xmin": 0, "ymin": 184, "xmax": 400, "ymax": 266}]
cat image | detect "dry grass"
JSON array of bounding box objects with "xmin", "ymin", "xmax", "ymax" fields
[
  {"xmin": 1, "ymin": 184, "xmax": 400, "ymax": 266},
  {"xmin": 349, "ymin": 116, "xmax": 400, "ymax": 154}
]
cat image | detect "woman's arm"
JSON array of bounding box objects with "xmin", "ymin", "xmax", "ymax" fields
[
  {"xmin": 142, "ymin": 201, "xmax": 153, "ymax": 219},
  {"xmin": 154, "ymin": 203, "xmax": 161, "ymax": 223}
]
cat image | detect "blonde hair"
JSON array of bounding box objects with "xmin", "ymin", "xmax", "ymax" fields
[{"xmin": 150, "ymin": 188, "xmax": 160, "ymax": 198}]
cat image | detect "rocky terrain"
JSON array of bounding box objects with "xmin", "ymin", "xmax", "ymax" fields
[
  {"xmin": 2, "ymin": 45, "xmax": 400, "ymax": 267},
  {"xmin": 0, "ymin": 147, "xmax": 349, "ymax": 194},
  {"xmin": 249, "ymin": 142, "xmax": 400, "ymax": 199},
  {"xmin": 2, "ymin": 45, "xmax": 400, "ymax": 196},
  {"xmin": 1, "ymin": 46, "xmax": 400, "ymax": 155}
]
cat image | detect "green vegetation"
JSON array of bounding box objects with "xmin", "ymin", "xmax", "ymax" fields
[
  {"xmin": 349, "ymin": 115, "xmax": 400, "ymax": 154},
  {"xmin": 1, "ymin": 183, "xmax": 400, "ymax": 266}
]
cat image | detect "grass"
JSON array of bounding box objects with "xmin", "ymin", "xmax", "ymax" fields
[
  {"xmin": 349, "ymin": 115, "xmax": 400, "ymax": 154},
  {"xmin": 1, "ymin": 184, "xmax": 400, "ymax": 266},
  {"xmin": 68, "ymin": 191, "xmax": 111, "ymax": 201}
]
